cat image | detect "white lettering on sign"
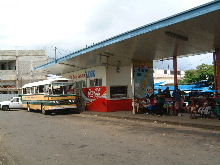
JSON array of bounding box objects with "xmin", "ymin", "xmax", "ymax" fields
[
  {"xmin": 88, "ymin": 88, "xmax": 101, "ymax": 98},
  {"xmin": 86, "ymin": 70, "xmax": 96, "ymax": 78}
]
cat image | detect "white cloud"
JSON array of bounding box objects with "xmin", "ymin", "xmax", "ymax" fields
[{"xmin": 0, "ymin": 0, "xmax": 213, "ymax": 59}]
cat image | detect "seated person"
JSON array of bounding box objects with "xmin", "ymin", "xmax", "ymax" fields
[
  {"xmin": 188, "ymin": 98, "xmax": 199, "ymax": 119},
  {"xmin": 190, "ymin": 104, "xmax": 199, "ymax": 119},
  {"xmin": 134, "ymin": 98, "xmax": 147, "ymax": 113},
  {"xmin": 197, "ymin": 100, "xmax": 212, "ymax": 117},
  {"xmin": 146, "ymin": 95, "xmax": 157, "ymax": 114}
]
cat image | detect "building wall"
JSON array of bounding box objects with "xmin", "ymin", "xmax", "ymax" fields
[
  {"xmin": 106, "ymin": 65, "xmax": 132, "ymax": 99},
  {"xmin": 153, "ymin": 69, "xmax": 185, "ymax": 84},
  {"xmin": 105, "ymin": 65, "xmax": 133, "ymax": 112},
  {"xmin": 0, "ymin": 50, "xmax": 47, "ymax": 93},
  {"xmin": 62, "ymin": 65, "xmax": 133, "ymax": 112},
  {"xmin": 63, "ymin": 65, "xmax": 109, "ymax": 112}
]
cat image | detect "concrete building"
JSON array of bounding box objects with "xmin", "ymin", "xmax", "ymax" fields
[
  {"xmin": 0, "ymin": 50, "xmax": 47, "ymax": 94},
  {"xmin": 153, "ymin": 69, "xmax": 185, "ymax": 85}
]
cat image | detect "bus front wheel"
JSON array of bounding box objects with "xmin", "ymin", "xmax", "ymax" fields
[{"xmin": 42, "ymin": 109, "xmax": 49, "ymax": 115}]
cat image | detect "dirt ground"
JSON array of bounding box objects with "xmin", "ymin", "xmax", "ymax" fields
[{"xmin": 0, "ymin": 110, "xmax": 219, "ymax": 165}]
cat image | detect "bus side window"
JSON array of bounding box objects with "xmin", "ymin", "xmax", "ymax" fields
[
  {"xmin": 23, "ymin": 88, "xmax": 27, "ymax": 94},
  {"xmin": 44, "ymin": 85, "xmax": 50, "ymax": 94},
  {"xmin": 39, "ymin": 85, "xmax": 44, "ymax": 93}
]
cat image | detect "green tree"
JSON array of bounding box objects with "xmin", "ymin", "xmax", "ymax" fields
[{"xmin": 179, "ymin": 64, "xmax": 214, "ymax": 85}]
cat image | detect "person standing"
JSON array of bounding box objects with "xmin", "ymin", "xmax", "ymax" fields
[
  {"xmin": 172, "ymin": 85, "xmax": 183, "ymax": 115},
  {"xmin": 163, "ymin": 87, "xmax": 171, "ymax": 98},
  {"xmin": 156, "ymin": 89, "xmax": 165, "ymax": 116},
  {"xmin": 148, "ymin": 94, "xmax": 157, "ymax": 115}
]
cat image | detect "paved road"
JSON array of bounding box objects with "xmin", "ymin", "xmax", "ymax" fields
[{"xmin": 0, "ymin": 110, "xmax": 219, "ymax": 165}]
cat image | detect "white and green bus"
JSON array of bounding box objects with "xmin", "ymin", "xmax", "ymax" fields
[{"xmin": 21, "ymin": 77, "xmax": 79, "ymax": 115}]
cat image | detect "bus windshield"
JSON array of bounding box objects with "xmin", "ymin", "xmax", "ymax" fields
[{"xmin": 52, "ymin": 83, "xmax": 75, "ymax": 95}]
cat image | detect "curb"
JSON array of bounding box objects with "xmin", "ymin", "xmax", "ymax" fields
[{"xmin": 81, "ymin": 112, "xmax": 220, "ymax": 131}]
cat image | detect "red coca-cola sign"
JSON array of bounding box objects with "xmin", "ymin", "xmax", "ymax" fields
[{"xmin": 82, "ymin": 86, "xmax": 106, "ymax": 99}]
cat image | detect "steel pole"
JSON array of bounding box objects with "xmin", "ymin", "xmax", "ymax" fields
[
  {"xmin": 215, "ymin": 49, "xmax": 220, "ymax": 95},
  {"xmin": 213, "ymin": 52, "xmax": 218, "ymax": 97},
  {"xmin": 173, "ymin": 43, "xmax": 178, "ymax": 86}
]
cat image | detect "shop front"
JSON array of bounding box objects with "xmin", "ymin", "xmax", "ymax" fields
[
  {"xmin": 61, "ymin": 61, "xmax": 154, "ymax": 112},
  {"xmin": 63, "ymin": 65, "xmax": 133, "ymax": 112}
]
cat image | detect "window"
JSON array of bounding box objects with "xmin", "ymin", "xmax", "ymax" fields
[
  {"xmin": 1, "ymin": 63, "xmax": 6, "ymax": 70},
  {"xmin": 27, "ymin": 88, "xmax": 31, "ymax": 94},
  {"xmin": 39, "ymin": 85, "xmax": 44, "ymax": 93},
  {"xmin": 52, "ymin": 85, "xmax": 63, "ymax": 94},
  {"xmin": 31, "ymin": 87, "xmax": 35, "ymax": 94},
  {"xmin": 33, "ymin": 87, "xmax": 38, "ymax": 93},
  {"xmin": 44, "ymin": 85, "xmax": 50, "ymax": 94},
  {"xmin": 76, "ymin": 80, "xmax": 86, "ymax": 88},
  {"xmin": 65, "ymin": 85, "xmax": 75, "ymax": 94},
  {"xmin": 170, "ymin": 71, "xmax": 181, "ymax": 75},
  {"xmin": 0, "ymin": 61, "xmax": 16, "ymax": 70},
  {"xmin": 11, "ymin": 98, "xmax": 19, "ymax": 102},
  {"xmin": 90, "ymin": 79, "xmax": 102, "ymax": 87},
  {"xmin": 164, "ymin": 70, "xmax": 167, "ymax": 74},
  {"xmin": 22, "ymin": 88, "xmax": 27, "ymax": 94},
  {"xmin": 110, "ymin": 86, "xmax": 127, "ymax": 99}
]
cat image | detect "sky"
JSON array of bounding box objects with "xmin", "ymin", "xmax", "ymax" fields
[
  {"xmin": 154, "ymin": 53, "xmax": 213, "ymax": 71},
  {"xmin": 0, "ymin": 0, "xmax": 214, "ymax": 69}
]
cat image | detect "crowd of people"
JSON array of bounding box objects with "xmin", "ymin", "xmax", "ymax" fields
[
  {"xmin": 134, "ymin": 85, "xmax": 220, "ymax": 119},
  {"xmin": 144, "ymin": 86, "xmax": 184, "ymax": 116}
]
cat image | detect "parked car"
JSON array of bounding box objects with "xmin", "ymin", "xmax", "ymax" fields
[{"xmin": 0, "ymin": 97, "xmax": 23, "ymax": 111}]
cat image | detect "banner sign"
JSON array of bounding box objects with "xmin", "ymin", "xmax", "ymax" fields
[
  {"xmin": 134, "ymin": 65, "xmax": 153, "ymax": 98},
  {"xmin": 82, "ymin": 86, "xmax": 107, "ymax": 100},
  {"xmin": 69, "ymin": 70, "xmax": 96, "ymax": 80}
]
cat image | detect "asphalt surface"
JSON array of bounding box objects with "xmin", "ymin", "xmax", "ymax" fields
[{"xmin": 0, "ymin": 110, "xmax": 219, "ymax": 165}]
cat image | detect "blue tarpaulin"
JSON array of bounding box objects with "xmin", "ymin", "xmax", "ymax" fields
[{"xmin": 154, "ymin": 82, "xmax": 215, "ymax": 93}]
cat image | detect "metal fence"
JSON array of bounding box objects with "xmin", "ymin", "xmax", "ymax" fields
[{"xmin": 0, "ymin": 94, "xmax": 19, "ymax": 102}]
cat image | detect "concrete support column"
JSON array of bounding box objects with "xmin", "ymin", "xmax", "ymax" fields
[
  {"xmin": 15, "ymin": 50, "xmax": 19, "ymax": 89},
  {"xmin": 214, "ymin": 49, "xmax": 220, "ymax": 95},
  {"xmin": 173, "ymin": 43, "xmax": 178, "ymax": 86},
  {"xmin": 131, "ymin": 62, "xmax": 135, "ymax": 114}
]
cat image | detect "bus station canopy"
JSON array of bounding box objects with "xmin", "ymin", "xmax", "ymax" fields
[{"xmin": 35, "ymin": 0, "xmax": 220, "ymax": 75}]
